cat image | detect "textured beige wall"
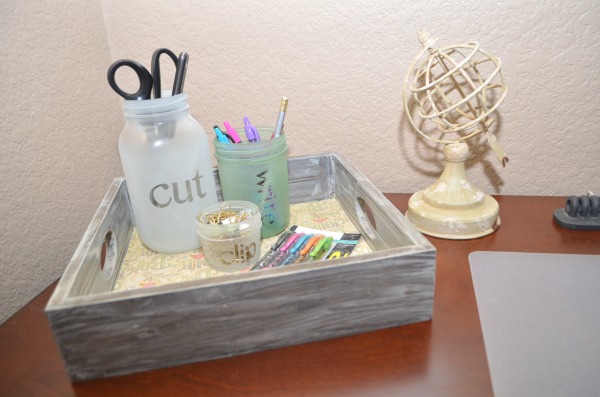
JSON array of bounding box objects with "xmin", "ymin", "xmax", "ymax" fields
[
  {"xmin": 102, "ymin": 0, "xmax": 600, "ymax": 196},
  {"xmin": 1, "ymin": 0, "xmax": 599, "ymax": 322},
  {"xmin": 0, "ymin": 1, "xmax": 122, "ymax": 323}
]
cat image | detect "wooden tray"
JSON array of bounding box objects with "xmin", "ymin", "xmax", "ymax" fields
[{"xmin": 45, "ymin": 152, "xmax": 436, "ymax": 381}]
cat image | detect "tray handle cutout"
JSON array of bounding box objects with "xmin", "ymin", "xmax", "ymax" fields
[
  {"xmin": 100, "ymin": 230, "xmax": 118, "ymax": 280},
  {"xmin": 355, "ymin": 197, "xmax": 377, "ymax": 240}
]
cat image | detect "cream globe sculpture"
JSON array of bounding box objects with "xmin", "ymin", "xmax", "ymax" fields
[{"xmin": 403, "ymin": 31, "xmax": 508, "ymax": 239}]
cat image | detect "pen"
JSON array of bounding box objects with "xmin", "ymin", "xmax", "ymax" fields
[
  {"xmin": 244, "ymin": 116, "xmax": 260, "ymax": 142},
  {"xmin": 250, "ymin": 230, "xmax": 296, "ymax": 271},
  {"xmin": 296, "ymin": 234, "xmax": 323, "ymax": 262},
  {"xmin": 213, "ymin": 125, "xmax": 231, "ymax": 143},
  {"xmin": 309, "ymin": 236, "xmax": 333, "ymax": 261},
  {"xmin": 278, "ymin": 251, "xmax": 300, "ymax": 267},
  {"xmin": 251, "ymin": 250, "xmax": 281, "ymax": 270},
  {"xmin": 276, "ymin": 234, "xmax": 312, "ymax": 268},
  {"xmin": 272, "ymin": 230, "xmax": 297, "ymax": 251},
  {"xmin": 250, "ymin": 226, "xmax": 296, "ymax": 270},
  {"xmin": 265, "ymin": 233, "xmax": 303, "ymax": 268},
  {"xmin": 223, "ymin": 121, "xmax": 241, "ymax": 143},
  {"xmin": 290, "ymin": 234, "xmax": 311, "ymax": 254},
  {"xmin": 280, "ymin": 233, "xmax": 302, "ymax": 252},
  {"xmin": 273, "ymin": 97, "xmax": 288, "ymax": 138}
]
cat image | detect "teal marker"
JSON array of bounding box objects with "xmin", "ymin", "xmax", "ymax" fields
[{"xmin": 213, "ymin": 125, "xmax": 231, "ymax": 143}]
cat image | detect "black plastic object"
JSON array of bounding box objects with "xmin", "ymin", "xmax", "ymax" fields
[
  {"xmin": 107, "ymin": 48, "xmax": 187, "ymax": 101},
  {"xmin": 150, "ymin": 48, "xmax": 179, "ymax": 99},
  {"xmin": 107, "ymin": 59, "xmax": 153, "ymax": 100},
  {"xmin": 553, "ymin": 194, "xmax": 600, "ymax": 230}
]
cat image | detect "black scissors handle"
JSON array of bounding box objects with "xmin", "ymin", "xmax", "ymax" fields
[
  {"xmin": 107, "ymin": 59, "xmax": 153, "ymax": 100},
  {"xmin": 151, "ymin": 48, "xmax": 179, "ymax": 99}
]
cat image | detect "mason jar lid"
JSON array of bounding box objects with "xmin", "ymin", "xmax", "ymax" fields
[
  {"xmin": 123, "ymin": 93, "xmax": 189, "ymax": 118},
  {"xmin": 214, "ymin": 127, "xmax": 288, "ymax": 162}
]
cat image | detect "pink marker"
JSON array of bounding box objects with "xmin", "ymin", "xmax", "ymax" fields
[
  {"xmin": 223, "ymin": 121, "xmax": 241, "ymax": 143},
  {"xmin": 280, "ymin": 233, "xmax": 302, "ymax": 252}
]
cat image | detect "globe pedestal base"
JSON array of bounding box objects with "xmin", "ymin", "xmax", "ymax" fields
[
  {"xmin": 406, "ymin": 190, "xmax": 500, "ymax": 239},
  {"xmin": 405, "ymin": 142, "xmax": 501, "ymax": 240}
]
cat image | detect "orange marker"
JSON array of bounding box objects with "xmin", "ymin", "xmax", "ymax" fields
[{"xmin": 300, "ymin": 235, "xmax": 323, "ymax": 257}]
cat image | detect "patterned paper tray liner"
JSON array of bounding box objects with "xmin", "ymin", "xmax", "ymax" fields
[{"xmin": 113, "ymin": 198, "xmax": 373, "ymax": 291}]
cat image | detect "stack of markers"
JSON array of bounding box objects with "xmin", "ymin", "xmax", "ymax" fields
[
  {"xmin": 213, "ymin": 97, "xmax": 288, "ymax": 144},
  {"xmin": 251, "ymin": 227, "xmax": 333, "ymax": 271}
]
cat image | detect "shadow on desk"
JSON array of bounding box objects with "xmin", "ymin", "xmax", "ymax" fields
[{"xmin": 69, "ymin": 322, "xmax": 433, "ymax": 397}]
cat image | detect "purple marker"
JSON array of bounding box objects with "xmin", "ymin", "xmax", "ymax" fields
[{"xmin": 244, "ymin": 116, "xmax": 260, "ymax": 142}]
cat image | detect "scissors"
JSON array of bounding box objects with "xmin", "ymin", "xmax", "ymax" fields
[{"xmin": 107, "ymin": 48, "xmax": 189, "ymax": 100}]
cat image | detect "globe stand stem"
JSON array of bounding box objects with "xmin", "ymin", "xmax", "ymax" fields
[{"xmin": 405, "ymin": 142, "xmax": 500, "ymax": 239}]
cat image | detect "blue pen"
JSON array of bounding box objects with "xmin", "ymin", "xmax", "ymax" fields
[
  {"xmin": 290, "ymin": 234, "xmax": 311, "ymax": 254},
  {"xmin": 213, "ymin": 125, "xmax": 231, "ymax": 143},
  {"xmin": 244, "ymin": 116, "xmax": 260, "ymax": 142},
  {"xmin": 277, "ymin": 234, "xmax": 312, "ymax": 267}
]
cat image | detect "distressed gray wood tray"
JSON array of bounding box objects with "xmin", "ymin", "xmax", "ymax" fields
[{"xmin": 45, "ymin": 152, "xmax": 436, "ymax": 381}]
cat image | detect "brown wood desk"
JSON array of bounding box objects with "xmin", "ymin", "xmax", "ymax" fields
[{"xmin": 1, "ymin": 194, "xmax": 599, "ymax": 397}]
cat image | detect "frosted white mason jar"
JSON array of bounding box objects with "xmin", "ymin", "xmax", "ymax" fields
[{"xmin": 119, "ymin": 93, "xmax": 218, "ymax": 253}]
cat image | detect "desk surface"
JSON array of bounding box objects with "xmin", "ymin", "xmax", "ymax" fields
[{"xmin": 1, "ymin": 194, "xmax": 599, "ymax": 397}]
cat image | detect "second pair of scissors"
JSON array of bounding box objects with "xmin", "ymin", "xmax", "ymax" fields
[{"xmin": 107, "ymin": 48, "xmax": 189, "ymax": 100}]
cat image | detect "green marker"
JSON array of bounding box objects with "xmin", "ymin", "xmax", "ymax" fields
[{"xmin": 309, "ymin": 236, "xmax": 333, "ymax": 261}]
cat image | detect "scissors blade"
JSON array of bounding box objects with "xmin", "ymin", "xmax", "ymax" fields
[{"xmin": 172, "ymin": 52, "xmax": 189, "ymax": 96}]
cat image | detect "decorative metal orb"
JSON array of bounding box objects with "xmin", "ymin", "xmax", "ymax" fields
[{"xmin": 404, "ymin": 31, "xmax": 508, "ymax": 146}]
